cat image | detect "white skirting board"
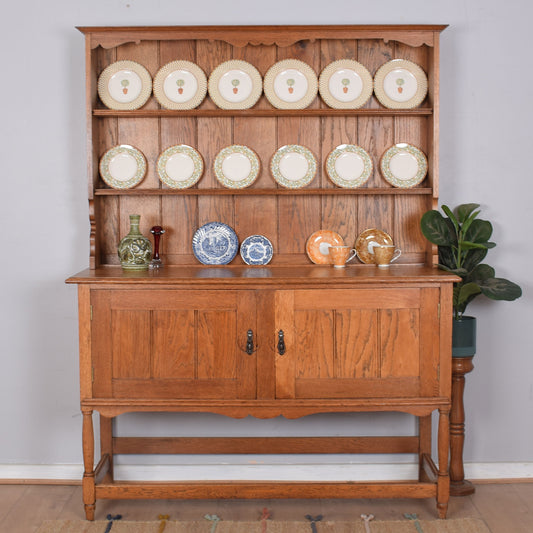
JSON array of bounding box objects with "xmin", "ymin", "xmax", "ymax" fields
[{"xmin": 1, "ymin": 461, "xmax": 533, "ymax": 482}]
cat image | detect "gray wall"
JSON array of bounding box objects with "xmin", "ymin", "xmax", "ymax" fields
[{"xmin": 1, "ymin": 0, "xmax": 531, "ymax": 474}]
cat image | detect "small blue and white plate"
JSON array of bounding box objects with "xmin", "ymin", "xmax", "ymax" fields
[
  {"xmin": 240, "ymin": 235, "xmax": 273, "ymax": 265},
  {"xmin": 192, "ymin": 222, "xmax": 239, "ymax": 265}
]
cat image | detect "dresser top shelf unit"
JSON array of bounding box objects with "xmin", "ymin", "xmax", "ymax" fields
[{"xmin": 82, "ymin": 24, "xmax": 444, "ymax": 270}]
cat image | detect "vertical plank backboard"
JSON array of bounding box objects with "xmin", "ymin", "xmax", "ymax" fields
[
  {"xmin": 356, "ymin": 39, "xmax": 395, "ymax": 241},
  {"xmin": 393, "ymin": 115, "xmax": 429, "ymax": 261},
  {"xmin": 320, "ymin": 39, "xmax": 358, "ymax": 244},
  {"xmin": 277, "ymin": 41, "xmax": 321, "ymax": 258},
  {"xmin": 159, "ymin": 40, "xmax": 198, "ymax": 261},
  {"xmin": 196, "ymin": 40, "xmax": 233, "ymax": 228},
  {"xmin": 115, "ymin": 41, "xmax": 160, "ymax": 250},
  {"xmin": 94, "ymin": 46, "xmax": 119, "ymax": 264},
  {"xmin": 233, "ymin": 44, "xmax": 278, "ymax": 254}
]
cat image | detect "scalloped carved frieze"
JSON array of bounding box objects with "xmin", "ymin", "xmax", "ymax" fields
[{"xmin": 83, "ymin": 26, "xmax": 441, "ymax": 51}]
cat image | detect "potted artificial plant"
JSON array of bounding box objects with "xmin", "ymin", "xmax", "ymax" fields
[{"xmin": 420, "ymin": 203, "xmax": 522, "ymax": 357}]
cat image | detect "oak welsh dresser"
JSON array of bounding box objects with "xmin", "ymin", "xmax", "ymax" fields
[{"xmin": 67, "ymin": 25, "xmax": 457, "ymax": 520}]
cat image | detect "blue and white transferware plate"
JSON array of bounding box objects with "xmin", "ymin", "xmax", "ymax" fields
[
  {"xmin": 240, "ymin": 235, "xmax": 274, "ymax": 265},
  {"xmin": 192, "ymin": 222, "xmax": 239, "ymax": 265}
]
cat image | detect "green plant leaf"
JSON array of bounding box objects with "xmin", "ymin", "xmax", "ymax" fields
[
  {"xmin": 479, "ymin": 278, "xmax": 522, "ymax": 301},
  {"xmin": 439, "ymin": 264, "xmax": 468, "ymax": 276},
  {"xmin": 462, "ymin": 247, "xmax": 488, "ymax": 272},
  {"xmin": 420, "ymin": 210, "xmax": 454, "ymax": 246},
  {"xmin": 464, "ymin": 219, "xmax": 493, "ymax": 244},
  {"xmin": 459, "ymin": 209, "xmax": 481, "ymax": 237},
  {"xmin": 466, "ymin": 263, "xmax": 495, "ymax": 283},
  {"xmin": 453, "ymin": 282, "xmax": 482, "ymax": 316},
  {"xmin": 460, "ymin": 241, "xmax": 489, "ymax": 250},
  {"xmin": 441, "ymin": 205, "xmax": 459, "ymax": 233},
  {"xmin": 437, "ymin": 247, "xmax": 458, "ymax": 270},
  {"xmin": 456, "ymin": 282, "xmax": 482, "ymax": 305},
  {"xmin": 455, "ymin": 203, "xmax": 480, "ymax": 223}
]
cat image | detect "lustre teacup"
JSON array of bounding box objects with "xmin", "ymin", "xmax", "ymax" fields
[{"xmin": 373, "ymin": 244, "xmax": 401, "ymax": 267}]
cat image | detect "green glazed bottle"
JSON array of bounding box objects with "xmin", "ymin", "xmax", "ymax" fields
[{"xmin": 118, "ymin": 214, "xmax": 152, "ymax": 271}]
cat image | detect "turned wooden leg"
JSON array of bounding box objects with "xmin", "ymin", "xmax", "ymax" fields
[
  {"xmin": 450, "ymin": 356, "xmax": 476, "ymax": 496},
  {"xmin": 82, "ymin": 409, "xmax": 96, "ymax": 521},
  {"xmin": 436, "ymin": 407, "xmax": 450, "ymax": 519}
]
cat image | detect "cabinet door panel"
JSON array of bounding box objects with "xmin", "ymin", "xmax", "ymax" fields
[
  {"xmin": 152, "ymin": 310, "xmax": 195, "ymax": 379},
  {"xmin": 380, "ymin": 308, "xmax": 420, "ymax": 378},
  {"xmin": 197, "ymin": 310, "xmax": 237, "ymax": 380},
  {"xmin": 111, "ymin": 310, "xmax": 151, "ymax": 379},
  {"xmin": 335, "ymin": 309, "xmax": 379, "ymax": 379},
  {"xmin": 276, "ymin": 288, "xmax": 438, "ymax": 400},
  {"xmin": 91, "ymin": 289, "xmax": 256, "ymax": 400},
  {"xmin": 294, "ymin": 309, "xmax": 334, "ymax": 378}
]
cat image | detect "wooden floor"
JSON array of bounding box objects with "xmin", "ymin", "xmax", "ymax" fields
[{"xmin": 1, "ymin": 482, "xmax": 532, "ymax": 532}]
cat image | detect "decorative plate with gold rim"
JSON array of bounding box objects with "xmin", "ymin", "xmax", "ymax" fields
[
  {"xmin": 270, "ymin": 145, "xmax": 317, "ymax": 189},
  {"xmin": 306, "ymin": 230, "xmax": 345, "ymax": 265},
  {"xmin": 153, "ymin": 60, "xmax": 207, "ymax": 110},
  {"xmin": 326, "ymin": 144, "xmax": 373, "ymax": 188},
  {"xmin": 380, "ymin": 143, "xmax": 428, "ymax": 188},
  {"xmin": 97, "ymin": 60, "xmax": 152, "ymax": 110},
  {"xmin": 99, "ymin": 145, "xmax": 147, "ymax": 189},
  {"xmin": 354, "ymin": 228, "xmax": 394, "ymax": 264},
  {"xmin": 264, "ymin": 59, "xmax": 318, "ymax": 109},
  {"xmin": 157, "ymin": 145, "xmax": 204, "ymax": 189},
  {"xmin": 208, "ymin": 60, "xmax": 262, "ymax": 110},
  {"xmin": 319, "ymin": 59, "xmax": 373, "ymax": 109},
  {"xmin": 373, "ymin": 59, "xmax": 428, "ymax": 109},
  {"xmin": 214, "ymin": 145, "xmax": 260, "ymax": 189}
]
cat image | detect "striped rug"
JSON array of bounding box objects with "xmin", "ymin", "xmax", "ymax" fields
[{"xmin": 36, "ymin": 516, "xmax": 490, "ymax": 533}]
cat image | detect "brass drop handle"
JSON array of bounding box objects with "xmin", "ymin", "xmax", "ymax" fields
[
  {"xmin": 246, "ymin": 330, "xmax": 254, "ymax": 355},
  {"xmin": 277, "ymin": 330, "xmax": 286, "ymax": 355}
]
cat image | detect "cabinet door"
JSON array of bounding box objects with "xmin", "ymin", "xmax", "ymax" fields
[
  {"xmin": 275, "ymin": 288, "xmax": 440, "ymax": 400},
  {"xmin": 91, "ymin": 289, "xmax": 257, "ymax": 399}
]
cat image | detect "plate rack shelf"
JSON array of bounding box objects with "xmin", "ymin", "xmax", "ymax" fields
[{"xmin": 80, "ymin": 24, "xmax": 445, "ymax": 269}]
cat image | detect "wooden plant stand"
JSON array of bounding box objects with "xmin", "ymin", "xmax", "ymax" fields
[{"xmin": 450, "ymin": 356, "xmax": 476, "ymax": 496}]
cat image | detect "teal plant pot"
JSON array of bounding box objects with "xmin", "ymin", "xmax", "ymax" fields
[{"xmin": 452, "ymin": 316, "xmax": 476, "ymax": 358}]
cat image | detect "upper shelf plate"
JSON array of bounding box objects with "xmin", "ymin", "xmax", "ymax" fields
[
  {"xmin": 373, "ymin": 59, "xmax": 428, "ymax": 109},
  {"xmin": 264, "ymin": 59, "xmax": 318, "ymax": 109},
  {"xmin": 98, "ymin": 60, "xmax": 152, "ymax": 110},
  {"xmin": 153, "ymin": 60, "xmax": 207, "ymax": 110},
  {"xmin": 319, "ymin": 59, "xmax": 373, "ymax": 109},
  {"xmin": 208, "ymin": 60, "xmax": 262, "ymax": 110}
]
